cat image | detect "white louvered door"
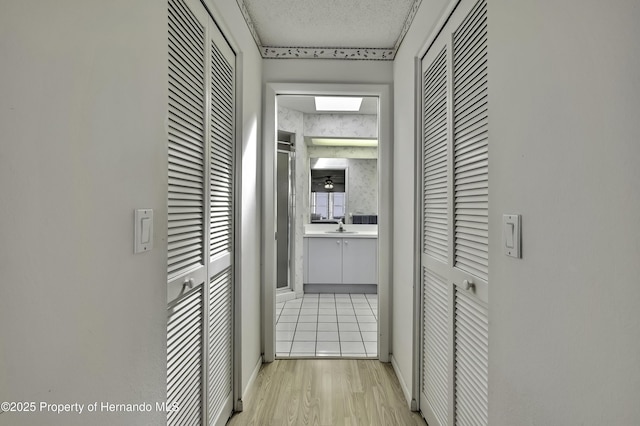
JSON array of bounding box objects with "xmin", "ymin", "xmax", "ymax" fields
[
  {"xmin": 166, "ymin": 0, "xmax": 236, "ymax": 425},
  {"xmin": 419, "ymin": 0, "xmax": 488, "ymax": 424},
  {"xmin": 206, "ymin": 19, "xmax": 235, "ymax": 426},
  {"xmin": 420, "ymin": 38, "xmax": 451, "ymax": 426},
  {"xmin": 450, "ymin": 1, "xmax": 489, "ymax": 423},
  {"xmin": 167, "ymin": 0, "xmax": 207, "ymax": 423}
]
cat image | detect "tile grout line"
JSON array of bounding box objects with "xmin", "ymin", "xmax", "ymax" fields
[
  {"xmin": 292, "ymin": 298, "xmax": 302, "ymax": 357},
  {"xmin": 334, "ymin": 293, "xmax": 341, "ymax": 357},
  {"xmin": 282, "ymin": 293, "xmax": 376, "ymax": 358},
  {"xmin": 354, "ymin": 293, "xmax": 365, "ymax": 357},
  {"xmin": 314, "ymin": 295, "xmax": 319, "ymax": 356}
]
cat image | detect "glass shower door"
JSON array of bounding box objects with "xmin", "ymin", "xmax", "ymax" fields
[{"xmin": 276, "ymin": 143, "xmax": 294, "ymax": 289}]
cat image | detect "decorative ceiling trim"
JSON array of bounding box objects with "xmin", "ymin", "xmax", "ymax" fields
[
  {"xmin": 235, "ymin": 0, "xmax": 262, "ymax": 48},
  {"xmin": 236, "ymin": 0, "xmax": 423, "ymax": 61},
  {"xmin": 261, "ymin": 47, "xmax": 395, "ymax": 60},
  {"xmin": 395, "ymin": 0, "xmax": 423, "ymax": 52}
]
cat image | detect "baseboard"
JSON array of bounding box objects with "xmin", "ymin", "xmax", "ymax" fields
[
  {"xmin": 303, "ymin": 284, "xmax": 377, "ymax": 294},
  {"xmin": 242, "ymin": 355, "xmax": 263, "ymax": 404},
  {"xmin": 276, "ymin": 290, "xmax": 297, "ymax": 304},
  {"xmin": 391, "ymin": 354, "xmax": 412, "ymax": 408}
]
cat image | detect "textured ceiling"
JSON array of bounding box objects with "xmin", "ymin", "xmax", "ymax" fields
[{"xmin": 237, "ymin": 0, "xmax": 423, "ymax": 60}]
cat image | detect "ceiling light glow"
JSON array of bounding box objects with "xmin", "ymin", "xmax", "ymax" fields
[{"xmin": 314, "ymin": 96, "xmax": 363, "ymax": 112}]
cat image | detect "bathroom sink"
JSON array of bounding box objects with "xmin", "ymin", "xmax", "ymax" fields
[{"xmin": 325, "ymin": 231, "xmax": 357, "ymax": 234}]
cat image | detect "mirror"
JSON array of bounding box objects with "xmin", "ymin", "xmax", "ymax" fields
[
  {"xmin": 309, "ymin": 160, "xmax": 347, "ymax": 223},
  {"xmin": 309, "ymin": 156, "xmax": 377, "ymax": 224}
]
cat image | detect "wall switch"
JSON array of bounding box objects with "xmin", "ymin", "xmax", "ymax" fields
[
  {"xmin": 135, "ymin": 209, "xmax": 153, "ymax": 253},
  {"xmin": 503, "ymin": 214, "xmax": 521, "ymax": 258}
]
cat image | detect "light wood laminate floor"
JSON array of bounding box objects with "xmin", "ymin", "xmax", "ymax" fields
[{"xmin": 227, "ymin": 359, "xmax": 426, "ymax": 426}]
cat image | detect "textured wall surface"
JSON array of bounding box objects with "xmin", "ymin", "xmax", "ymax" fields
[
  {"xmin": 346, "ymin": 158, "xmax": 378, "ymax": 217},
  {"xmin": 307, "ymin": 146, "xmax": 378, "ymax": 159},
  {"xmin": 304, "ymin": 113, "xmax": 377, "ymax": 138}
]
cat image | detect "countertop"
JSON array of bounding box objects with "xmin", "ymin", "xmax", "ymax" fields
[{"xmin": 303, "ymin": 224, "xmax": 378, "ymax": 239}]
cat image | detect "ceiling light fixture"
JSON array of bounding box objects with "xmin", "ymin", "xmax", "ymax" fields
[
  {"xmin": 314, "ymin": 96, "xmax": 363, "ymax": 112},
  {"xmin": 324, "ymin": 178, "xmax": 334, "ymax": 190}
]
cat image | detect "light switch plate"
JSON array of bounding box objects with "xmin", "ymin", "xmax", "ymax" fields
[
  {"xmin": 135, "ymin": 209, "xmax": 153, "ymax": 254},
  {"xmin": 503, "ymin": 214, "xmax": 521, "ymax": 258}
]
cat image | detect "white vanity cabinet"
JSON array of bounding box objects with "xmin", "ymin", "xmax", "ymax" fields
[
  {"xmin": 305, "ymin": 236, "xmax": 377, "ymax": 285},
  {"xmin": 342, "ymin": 238, "xmax": 377, "ymax": 284},
  {"xmin": 307, "ymin": 238, "xmax": 344, "ymax": 284}
]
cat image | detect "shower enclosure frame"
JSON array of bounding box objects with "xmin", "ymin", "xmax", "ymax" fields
[{"xmin": 276, "ymin": 136, "xmax": 296, "ymax": 295}]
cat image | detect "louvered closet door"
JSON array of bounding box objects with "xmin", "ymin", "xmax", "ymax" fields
[
  {"xmin": 206, "ymin": 20, "xmax": 235, "ymax": 426},
  {"xmin": 167, "ymin": 0, "xmax": 208, "ymax": 424},
  {"xmin": 166, "ymin": 0, "xmax": 236, "ymax": 425},
  {"xmin": 420, "ymin": 39, "xmax": 451, "ymax": 426},
  {"xmin": 419, "ymin": 0, "xmax": 488, "ymax": 424},
  {"xmin": 168, "ymin": 287, "xmax": 204, "ymax": 426},
  {"xmin": 451, "ymin": 0, "xmax": 488, "ymax": 423}
]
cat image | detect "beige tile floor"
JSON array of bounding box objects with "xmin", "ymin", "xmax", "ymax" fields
[{"xmin": 275, "ymin": 293, "xmax": 378, "ymax": 358}]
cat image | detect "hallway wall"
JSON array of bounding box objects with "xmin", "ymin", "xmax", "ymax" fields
[
  {"xmin": 264, "ymin": 59, "xmax": 393, "ymax": 86},
  {"xmin": 391, "ymin": 0, "xmax": 451, "ymax": 405},
  {"xmin": 393, "ymin": 0, "xmax": 640, "ymax": 422},
  {"xmin": 488, "ymin": 0, "xmax": 640, "ymax": 423},
  {"xmin": 0, "ymin": 0, "xmax": 262, "ymax": 424},
  {"xmin": 0, "ymin": 2, "xmax": 168, "ymax": 424}
]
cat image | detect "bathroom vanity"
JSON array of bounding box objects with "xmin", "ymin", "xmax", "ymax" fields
[{"xmin": 303, "ymin": 224, "xmax": 377, "ymax": 293}]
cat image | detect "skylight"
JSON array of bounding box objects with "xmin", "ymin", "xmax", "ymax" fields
[{"xmin": 314, "ymin": 96, "xmax": 363, "ymax": 112}]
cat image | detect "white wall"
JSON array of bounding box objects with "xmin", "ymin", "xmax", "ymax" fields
[
  {"xmin": 0, "ymin": 1, "xmax": 167, "ymax": 424},
  {"xmin": 391, "ymin": 0, "xmax": 451, "ymax": 405},
  {"xmin": 264, "ymin": 59, "xmax": 393, "ymax": 85},
  {"xmin": 0, "ymin": 1, "xmax": 262, "ymax": 424},
  {"xmin": 394, "ymin": 0, "xmax": 640, "ymax": 420},
  {"xmin": 203, "ymin": 0, "xmax": 264, "ymax": 400},
  {"xmin": 488, "ymin": 0, "xmax": 640, "ymax": 423}
]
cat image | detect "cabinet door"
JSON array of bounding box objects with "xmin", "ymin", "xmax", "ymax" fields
[
  {"xmin": 307, "ymin": 238, "xmax": 343, "ymax": 284},
  {"xmin": 342, "ymin": 238, "xmax": 377, "ymax": 284}
]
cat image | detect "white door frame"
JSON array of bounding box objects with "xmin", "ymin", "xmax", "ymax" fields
[{"xmin": 262, "ymin": 83, "xmax": 393, "ymax": 362}]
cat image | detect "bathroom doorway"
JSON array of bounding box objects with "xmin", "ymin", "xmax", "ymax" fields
[{"xmin": 262, "ymin": 83, "xmax": 392, "ymax": 362}]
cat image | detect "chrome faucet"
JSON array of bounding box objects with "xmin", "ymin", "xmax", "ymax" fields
[{"xmin": 337, "ymin": 219, "xmax": 345, "ymax": 232}]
